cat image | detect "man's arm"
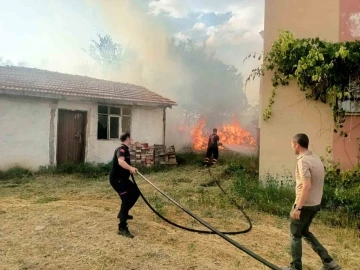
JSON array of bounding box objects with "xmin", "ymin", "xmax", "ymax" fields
[
  {"xmin": 118, "ymin": 156, "xmax": 133, "ymax": 170},
  {"xmin": 116, "ymin": 148, "xmax": 137, "ymax": 174},
  {"xmin": 217, "ymin": 135, "xmax": 223, "ymax": 146},
  {"xmin": 296, "ymin": 160, "xmax": 312, "ymax": 209}
]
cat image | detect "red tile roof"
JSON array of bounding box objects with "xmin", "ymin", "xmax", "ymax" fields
[{"xmin": 0, "ymin": 66, "xmax": 177, "ymax": 107}]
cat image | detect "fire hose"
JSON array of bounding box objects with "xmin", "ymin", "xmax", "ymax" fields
[
  {"xmin": 131, "ymin": 168, "xmax": 251, "ymax": 235},
  {"xmin": 131, "ymin": 171, "xmax": 282, "ymax": 270}
]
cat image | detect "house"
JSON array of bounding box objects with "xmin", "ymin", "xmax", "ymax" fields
[
  {"xmin": 0, "ymin": 66, "xmax": 176, "ymax": 170},
  {"xmin": 259, "ymin": 0, "xmax": 360, "ymax": 178}
]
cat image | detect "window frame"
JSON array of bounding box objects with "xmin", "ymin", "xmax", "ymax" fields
[
  {"xmin": 97, "ymin": 105, "xmax": 132, "ymax": 140},
  {"xmin": 339, "ymin": 86, "xmax": 360, "ymax": 115}
]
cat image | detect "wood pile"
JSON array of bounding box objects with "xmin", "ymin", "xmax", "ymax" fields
[
  {"xmin": 154, "ymin": 144, "xmax": 178, "ymax": 166},
  {"xmin": 130, "ymin": 142, "xmax": 178, "ymax": 167},
  {"xmin": 130, "ymin": 142, "xmax": 154, "ymax": 167}
]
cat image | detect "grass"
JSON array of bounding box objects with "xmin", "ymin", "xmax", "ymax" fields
[
  {"xmin": 1, "ymin": 151, "xmax": 359, "ymax": 228},
  {"xmin": 0, "ymin": 158, "xmax": 359, "ymax": 269},
  {"xmin": 0, "ymin": 152, "xmax": 358, "ymax": 229}
]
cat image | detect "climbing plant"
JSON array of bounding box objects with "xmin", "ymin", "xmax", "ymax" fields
[{"xmin": 246, "ymin": 31, "xmax": 360, "ymax": 136}]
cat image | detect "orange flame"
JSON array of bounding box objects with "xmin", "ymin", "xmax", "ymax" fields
[{"xmin": 191, "ymin": 118, "xmax": 256, "ymax": 151}]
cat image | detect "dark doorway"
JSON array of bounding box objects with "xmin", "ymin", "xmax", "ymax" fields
[{"xmin": 57, "ymin": 109, "xmax": 87, "ymax": 165}]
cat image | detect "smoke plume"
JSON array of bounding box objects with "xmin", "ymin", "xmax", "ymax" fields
[{"xmin": 86, "ymin": 0, "xmax": 252, "ymax": 149}]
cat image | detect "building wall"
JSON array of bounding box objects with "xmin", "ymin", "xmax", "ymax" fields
[
  {"xmin": 0, "ymin": 96, "xmax": 51, "ymax": 170},
  {"xmin": 333, "ymin": 116, "xmax": 360, "ymax": 169},
  {"xmin": 259, "ymin": 0, "xmax": 339, "ymax": 178},
  {"xmin": 0, "ymin": 95, "xmax": 165, "ymax": 170},
  {"xmin": 55, "ymin": 101, "xmax": 164, "ymax": 164},
  {"xmin": 340, "ymin": 0, "xmax": 360, "ymax": 41},
  {"xmin": 332, "ymin": 0, "xmax": 360, "ymax": 170}
]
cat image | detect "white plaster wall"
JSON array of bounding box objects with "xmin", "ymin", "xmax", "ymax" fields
[
  {"xmin": 131, "ymin": 107, "xmax": 164, "ymax": 145},
  {"xmin": 0, "ymin": 96, "xmax": 51, "ymax": 170},
  {"xmin": 0, "ymin": 96, "xmax": 165, "ymax": 169},
  {"xmin": 55, "ymin": 100, "xmax": 124, "ymax": 164},
  {"xmin": 55, "ymin": 100, "xmax": 164, "ymax": 164},
  {"xmin": 91, "ymin": 106, "xmax": 164, "ymax": 164}
]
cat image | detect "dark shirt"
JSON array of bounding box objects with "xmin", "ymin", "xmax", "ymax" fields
[
  {"xmin": 110, "ymin": 144, "xmax": 131, "ymax": 180},
  {"xmin": 207, "ymin": 134, "xmax": 220, "ymax": 149}
]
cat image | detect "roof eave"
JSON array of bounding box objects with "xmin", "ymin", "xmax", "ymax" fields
[{"xmin": 0, "ymin": 88, "xmax": 177, "ymax": 108}]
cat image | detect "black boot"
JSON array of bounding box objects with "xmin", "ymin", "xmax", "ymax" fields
[
  {"xmin": 118, "ymin": 226, "xmax": 134, "ymax": 238},
  {"xmin": 117, "ymin": 213, "xmax": 133, "ymax": 220}
]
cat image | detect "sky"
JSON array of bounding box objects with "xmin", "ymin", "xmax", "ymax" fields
[{"xmin": 0, "ymin": 0, "xmax": 264, "ymax": 105}]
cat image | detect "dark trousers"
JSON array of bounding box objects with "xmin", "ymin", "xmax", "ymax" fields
[
  {"xmin": 110, "ymin": 178, "xmax": 140, "ymax": 229},
  {"xmin": 204, "ymin": 147, "xmax": 219, "ymax": 164},
  {"xmin": 290, "ymin": 205, "xmax": 333, "ymax": 270}
]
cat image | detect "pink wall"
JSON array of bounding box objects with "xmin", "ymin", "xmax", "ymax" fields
[
  {"xmin": 333, "ymin": 116, "xmax": 360, "ymax": 169},
  {"xmin": 340, "ymin": 0, "xmax": 360, "ymax": 41},
  {"xmin": 333, "ymin": 1, "xmax": 360, "ymax": 170}
]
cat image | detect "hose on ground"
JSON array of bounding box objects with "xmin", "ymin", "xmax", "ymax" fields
[
  {"xmin": 130, "ymin": 165, "xmax": 252, "ymax": 235},
  {"xmin": 132, "ymin": 170, "xmax": 281, "ymax": 270}
]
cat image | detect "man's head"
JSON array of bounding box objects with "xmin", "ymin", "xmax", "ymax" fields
[
  {"xmin": 120, "ymin": 131, "xmax": 131, "ymax": 145},
  {"xmin": 291, "ymin": 133, "xmax": 309, "ymax": 155},
  {"xmin": 213, "ymin": 128, "xmax": 217, "ymax": 134}
]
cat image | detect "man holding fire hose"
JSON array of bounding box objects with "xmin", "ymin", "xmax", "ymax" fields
[
  {"xmin": 109, "ymin": 132, "xmax": 140, "ymax": 238},
  {"xmin": 204, "ymin": 128, "xmax": 223, "ymax": 167}
]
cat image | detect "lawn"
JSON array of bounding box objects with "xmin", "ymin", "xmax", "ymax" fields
[{"xmin": 0, "ymin": 165, "xmax": 359, "ymax": 270}]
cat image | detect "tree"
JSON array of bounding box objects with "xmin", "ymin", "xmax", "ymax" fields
[
  {"xmin": 167, "ymin": 38, "xmax": 248, "ymax": 126},
  {"xmin": 83, "ymin": 34, "xmax": 124, "ymax": 70},
  {"xmin": 0, "ymin": 57, "xmax": 28, "ymax": 67}
]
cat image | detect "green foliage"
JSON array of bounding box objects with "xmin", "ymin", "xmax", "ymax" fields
[
  {"xmin": 0, "ymin": 151, "xmax": 253, "ymax": 181},
  {"xmin": 0, "ymin": 160, "xmax": 175, "ymax": 182},
  {"xmin": 38, "ymin": 162, "xmax": 112, "ymax": 178},
  {"xmin": 83, "ymin": 34, "xmax": 123, "ymax": 70},
  {"xmin": 227, "ymin": 163, "xmax": 294, "ymax": 216},
  {"xmin": 176, "ymin": 152, "xmax": 204, "ymax": 165},
  {"xmin": 320, "ymin": 147, "xmax": 360, "ymax": 216},
  {"xmin": 247, "ymin": 31, "xmax": 360, "ymax": 136},
  {"xmin": 228, "ymin": 158, "xmax": 360, "ymax": 228},
  {"xmin": 0, "ymin": 166, "xmax": 33, "ymax": 180}
]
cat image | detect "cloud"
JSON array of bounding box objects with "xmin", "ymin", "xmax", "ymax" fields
[
  {"xmin": 148, "ymin": 0, "xmax": 194, "ymax": 18},
  {"xmin": 149, "ymin": 0, "xmax": 264, "ymax": 46},
  {"xmin": 205, "ymin": 6, "xmax": 263, "ymax": 47},
  {"xmin": 193, "ymin": 22, "xmax": 206, "ymax": 30},
  {"xmin": 148, "ymin": 0, "xmax": 251, "ymax": 18},
  {"xmin": 174, "ymin": 31, "xmax": 190, "ymax": 41}
]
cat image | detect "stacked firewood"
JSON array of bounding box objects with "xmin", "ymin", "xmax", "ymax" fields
[
  {"xmin": 154, "ymin": 144, "xmax": 178, "ymax": 166},
  {"xmin": 130, "ymin": 142, "xmax": 154, "ymax": 167},
  {"xmin": 130, "ymin": 142, "xmax": 178, "ymax": 167}
]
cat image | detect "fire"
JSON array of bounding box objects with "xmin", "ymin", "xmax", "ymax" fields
[
  {"xmin": 191, "ymin": 119, "xmax": 207, "ymax": 150},
  {"xmin": 191, "ymin": 118, "xmax": 256, "ymax": 151}
]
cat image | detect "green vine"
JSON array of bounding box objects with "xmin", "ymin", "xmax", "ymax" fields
[{"xmin": 246, "ymin": 31, "xmax": 360, "ymax": 137}]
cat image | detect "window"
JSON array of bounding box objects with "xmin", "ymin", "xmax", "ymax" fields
[
  {"xmin": 97, "ymin": 105, "xmax": 132, "ymax": 140},
  {"xmin": 340, "ymin": 99, "xmax": 360, "ymax": 113},
  {"xmin": 339, "ymin": 83, "xmax": 360, "ymax": 114}
]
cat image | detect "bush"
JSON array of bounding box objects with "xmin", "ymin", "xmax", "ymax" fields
[
  {"xmin": 229, "ymin": 160, "xmax": 360, "ymax": 228},
  {"xmin": 176, "ymin": 152, "xmax": 204, "ymax": 165},
  {"xmin": 0, "ymin": 166, "xmax": 33, "ymax": 180},
  {"xmin": 0, "ymin": 160, "xmax": 176, "ymax": 181},
  {"xmin": 322, "ymin": 166, "xmax": 360, "ymax": 217},
  {"xmin": 231, "ymin": 166, "xmax": 294, "ymax": 217},
  {"xmin": 38, "ymin": 162, "xmax": 112, "ymax": 178}
]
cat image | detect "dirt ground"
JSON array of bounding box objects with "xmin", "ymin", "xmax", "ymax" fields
[{"xmin": 0, "ymin": 166, "xmax": 359, "ymax": 270}]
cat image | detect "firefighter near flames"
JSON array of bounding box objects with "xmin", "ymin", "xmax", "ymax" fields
[{"xmin": 203, "ymin": 128, "xmax": 223, "ymax": 167}]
